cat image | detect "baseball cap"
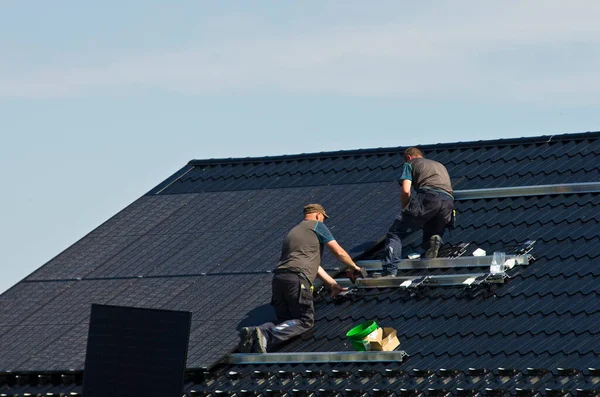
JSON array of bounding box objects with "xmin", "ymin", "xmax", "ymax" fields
[{"xmin": 303, "ymin": 203, "xmax": 329, "ymax": 219}]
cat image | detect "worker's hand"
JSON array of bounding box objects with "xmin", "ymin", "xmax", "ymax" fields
[
  {"xmin": 330, "ymin": 283, "xmax": 348, "ymax": 297},
  {"xmin": 345, "ymin": 269, "xmax": 355, "ymax": 283}
]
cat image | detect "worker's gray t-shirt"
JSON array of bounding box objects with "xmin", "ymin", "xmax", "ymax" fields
[
  {"xmin": 276, "ymin": 220, "xmax": 335, "ymax": 282},
  {"xmin": 400, "ymin": 157, "xmax": 453, "ymax": 198}
]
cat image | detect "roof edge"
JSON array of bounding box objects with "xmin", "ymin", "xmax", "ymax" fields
[
  {"xmin": 146, "ymin": 165, "xmax": 195, "ymax": 196},
  {"xmin": 187, "ymin": 130, "xmax": 600, "ymax": 166}
]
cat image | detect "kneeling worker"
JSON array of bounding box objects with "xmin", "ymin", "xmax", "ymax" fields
[{"xmin": 238, "ymin": 203, "xmax": 363, "ymax": 353}]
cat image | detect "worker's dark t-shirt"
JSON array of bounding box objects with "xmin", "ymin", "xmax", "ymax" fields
[
  {"xmin": 400, "ymin": 157, "xmax": 453, "ymax": 198},
  {"xmin": 276, "ymin": 220, "xmax": 334, "ymax": 282}
]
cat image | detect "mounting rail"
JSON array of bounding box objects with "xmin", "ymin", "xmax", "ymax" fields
[
  {"xmin": 229, "ymin": 351, "xmax": 408, "ymax": 365},
  {"xmin": 454, "ymin": 182, "xmax": 600, "ymax": 201},
  {"xmin": 336, "ymin": 273, "xmax": 506, "ymax": 288},
  {"xmin": 356, "ymin": 254, "xmax": 530, "ymax": 271}
]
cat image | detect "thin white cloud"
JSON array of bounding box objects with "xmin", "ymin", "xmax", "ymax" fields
[{"xmin": 1, "ymin": 0, "xmax": 600, "ymax": 104}]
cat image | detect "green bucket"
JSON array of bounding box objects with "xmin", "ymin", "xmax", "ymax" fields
[{"xmin": 346, "ymin": 320, "xmax": 378, "ymax": 351}]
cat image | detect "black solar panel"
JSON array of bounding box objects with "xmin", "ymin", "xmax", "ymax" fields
[
  {"xmin": 0, "ymin": 281, "xmax": 74, "ymax": 327},
  {"xmin": 24, "ymin": 279, "xmax": 131, "ymax": 325},
  {"xmin": 26, "ymin": 236, "xmax": 139, "ymax": 280},
  {"xmin": 83, "ymin": 304, "xmax": 191, "ymax": 397}
]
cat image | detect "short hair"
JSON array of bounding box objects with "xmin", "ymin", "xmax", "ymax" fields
[{"xmin": 403, "ymin": 147, "xmax": 423, "ymax": 160}]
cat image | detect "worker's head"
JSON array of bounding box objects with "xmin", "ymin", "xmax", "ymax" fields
[
  {"xmin": 303, "ymin": 203, "xmax": 329, "ymax": 222},
  {"xmin": 403, "ymin": 147, "xmax": 423, "ymax": 162}
]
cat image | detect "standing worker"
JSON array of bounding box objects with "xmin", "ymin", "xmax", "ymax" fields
[
  {"xmin": 382, "ymin": 147, "xmax": 454, "ymax": 277},
  {"xmin": 238, "ymin": 204, "xmax": 364, "ymax": 353}
]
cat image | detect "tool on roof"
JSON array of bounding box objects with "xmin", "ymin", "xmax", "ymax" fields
[
  {"xmin": 345, "ymin": 267, "xmax": 368, "ymax": 284},
  {"xmin": 449, "ymin": 209, "xmax": 457, "ymax": 229}
]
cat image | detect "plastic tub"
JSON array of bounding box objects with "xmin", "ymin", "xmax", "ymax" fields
[{"xmin": 346, "ymin": 320, "xmax": 378, "ymax": 351}]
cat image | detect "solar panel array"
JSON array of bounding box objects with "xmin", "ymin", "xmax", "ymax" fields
[{"xmin": 2, "ymin": 181, "xmax": 401, "ymax": 371}]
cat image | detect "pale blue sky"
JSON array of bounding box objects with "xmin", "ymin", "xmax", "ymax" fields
[{"xmin": 1, "ymin": 1, "xmax": 599, "ymax": 293}]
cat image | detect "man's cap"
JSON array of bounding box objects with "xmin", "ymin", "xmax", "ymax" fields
[{"xmin": 303, "ymin": 203, "xmax": 329, "ymax": 219}]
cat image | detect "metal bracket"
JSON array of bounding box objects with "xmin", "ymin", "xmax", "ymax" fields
[{"xmin": 400, "ymin": 276, "xmax": 428, "ymax": 288}]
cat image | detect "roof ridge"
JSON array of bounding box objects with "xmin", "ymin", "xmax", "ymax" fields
[{"xmin": 188, "ymin": 131, "xmax": 600, "ymax": 166}]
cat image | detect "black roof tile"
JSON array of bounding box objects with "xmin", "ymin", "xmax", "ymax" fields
[{"xmin": 155, "ymin": 133, "xmax": 599, "ymax": 194}]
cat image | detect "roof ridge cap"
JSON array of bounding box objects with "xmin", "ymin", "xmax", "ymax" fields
[{"xmin": 187, "ymin": 130, "xmax": 600, "ymax": 166}]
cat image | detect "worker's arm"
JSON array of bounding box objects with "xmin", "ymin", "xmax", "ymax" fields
[
  {"xmin": 401, "ymin": 179, "xmax": 412, "ymax": 209},
  {"xmin": 326, "ymin": 240, "xmax": 361, "ymax": 272},
  {"xmin": 317, "ymin": 266, "xmax": 347, "ymax": 297}
]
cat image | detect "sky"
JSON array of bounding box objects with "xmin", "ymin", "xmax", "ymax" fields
[{"xmin": 1, "ymin": 1, "xmax": 599, "ymax": 294}]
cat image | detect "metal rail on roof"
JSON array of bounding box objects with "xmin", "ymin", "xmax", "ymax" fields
[
  {"xmin": 336, "ymin": 273, "xmax": 507, "ymax": 288},
  {"xmin": 356, "ymin": 254, "xmax": 530, "ymax": 271},
  {"xmin": 454, "ymin": 182, "xmax": 600, "ymax": 201},
  {"xmin": 229, "ymin": 351, "xmax": 408, "ymax": 365}
]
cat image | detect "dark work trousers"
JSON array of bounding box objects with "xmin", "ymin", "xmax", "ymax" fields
[
  {"xmin": 257, "ymin": 272, "xmax": 315, "ymax": 351},
  {"xmin": 383, "ymin": 190, "xmax": 454, "ymax": 275}
]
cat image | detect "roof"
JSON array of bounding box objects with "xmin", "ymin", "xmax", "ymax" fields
[{"xmin": 1, "ymin": 131, "xmax": 599, "ymax": 395}]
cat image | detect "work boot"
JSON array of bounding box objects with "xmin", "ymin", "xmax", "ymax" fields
[
  {"xmin": 424, "ymin": 235, "xmax": 442, "ymax": 258},
  {"xmin": 237, "ymin": 327, "xmax": 253, "ymax": 353},
  {"xmin": 252, "ymin": 328, "xmax": 267, "ymax": 353}
]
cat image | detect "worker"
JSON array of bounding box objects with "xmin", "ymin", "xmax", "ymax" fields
[
  {"xmin": 381, "ymin": 147, "xmax": 454, "ymax": 277},
  {"xmin": 238, "ymin": 203, "xmax": 364, "ymax": 353}
]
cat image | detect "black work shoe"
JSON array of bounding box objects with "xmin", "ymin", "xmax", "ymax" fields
[
  {"xmin": 238, "ymin": 327, "xmax": 253, "ymax": 353},
  {"xmin": 424, "ymin": 235, "xmax": 442, "ymax": 258},
  {"xmin": 252, "ymin": 328, "xmax": 267, "ymax": 353}
]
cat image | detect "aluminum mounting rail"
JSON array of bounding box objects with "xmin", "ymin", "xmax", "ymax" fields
[
  {"xmin": 454, "ymin": 182, "xmax": 600, "ymax": 201},
  {"xmin": 336, "ymin": 272, "xmax": 506, "ymax": 288},
  {"xmin": 229, "ymin": 351, "xmax": 409, "ymax": 365},
  {"xmin": 355, "ymin": 254, "xmax": 530, "ymax": 271}
]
